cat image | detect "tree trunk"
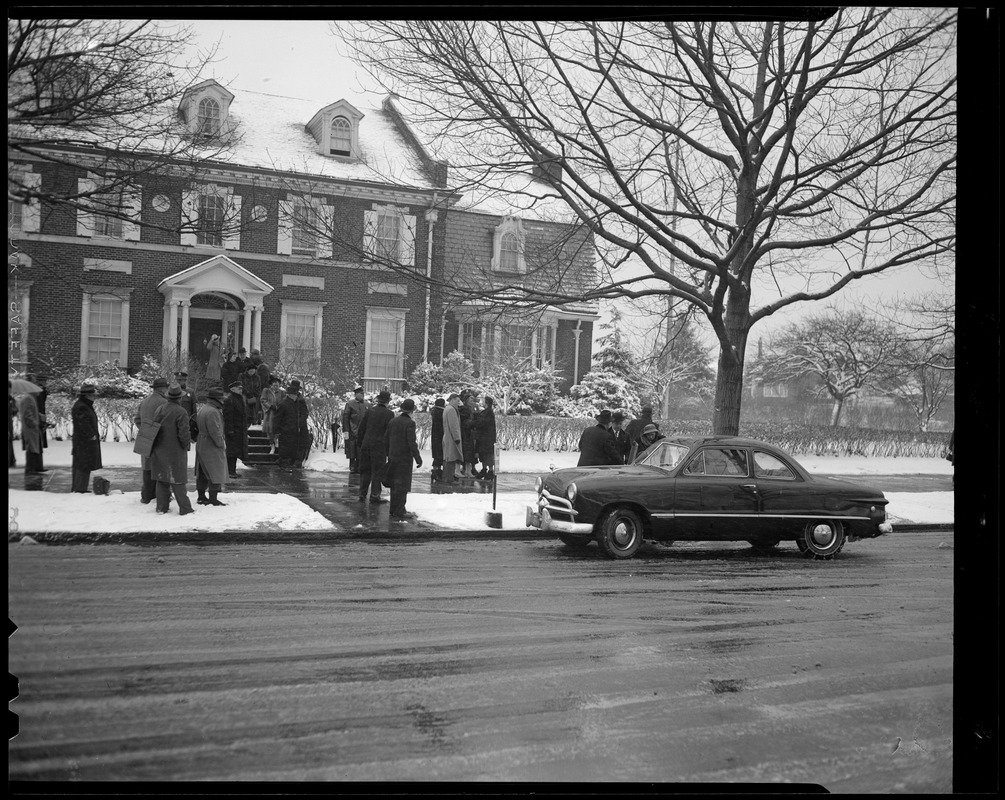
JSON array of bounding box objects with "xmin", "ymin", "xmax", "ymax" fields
[
  {"xmin": 830, "ymin": 397, "xmax": 844, "ymax": 427},
  {"xmin": 711, "ymin": 295, "xmax": 751, "ymax": 436}
]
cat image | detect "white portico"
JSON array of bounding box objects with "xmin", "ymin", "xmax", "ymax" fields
[{"xmin": 158, "ymin": 255, "xmax": 274, "ymax": 357}]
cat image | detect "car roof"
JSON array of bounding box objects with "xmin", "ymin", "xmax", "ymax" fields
[{"xmin": 662, "ymin": 436, "xmax": 784, "ymax": 449}]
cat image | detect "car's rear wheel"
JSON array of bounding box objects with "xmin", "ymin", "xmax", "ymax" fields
[
  {"xmin": 748, "ymin": 538, "xmax": 780, "ymax": 554},
  {"xmin": 596, "ymin": 506, "xmax": 644, "ymax": 559},
  {"xmin": 558, "ymin": 534, "xmax": 591, "ymax": 549},
  {"xmin": 798, "ymin": 520, "xmax": 846, "ymax": 559}
]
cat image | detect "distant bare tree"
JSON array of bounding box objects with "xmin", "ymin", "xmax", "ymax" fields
[{"xmin": 334, "ymin": 12, "xmax": 957, "ymax": 434}]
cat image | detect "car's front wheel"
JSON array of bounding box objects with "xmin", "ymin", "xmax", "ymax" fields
[
  {"xmin": 797, "ymin": 520, "xmax": 846, "ymax": 559},
  {"xmin": 596, "ymin": 506, "xmax": 644, "ymax": 559}
]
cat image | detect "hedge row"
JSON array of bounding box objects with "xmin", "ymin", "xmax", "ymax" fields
[{"xmin": 27, "ymin": 397, "xmax": 951, "ymax": 459}]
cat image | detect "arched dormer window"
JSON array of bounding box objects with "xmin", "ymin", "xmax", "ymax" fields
[
  {"xmin": 197, "ymin": 97, "xmax": 221, "ymax": 136},
  {"xmin": 491, "ymin": 217, "xmax": 527, "ymax": 274},
  {"xmin": 330, "ymin": 116, "xmax": 352, "ymax": 156}
]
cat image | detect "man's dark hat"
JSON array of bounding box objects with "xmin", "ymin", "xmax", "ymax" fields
[
  {"xmin": 78, "ymin": 383, "xmax": 97, "ymax": 396},
  {"xmin": 152, "ymin": 377, "xmax": 169, "ymax": 389},
  {"xmin": 595, "ymin": 409, "xmax": 612, "ymax": 424},
  {"xmin": 354, "ymin": 385, "xmax": 365, "ymax": 394},
  {"xmin": 612, "ymin": 411, "xmax": 625, "ymax": 422},
  {"xmin": 288, "ymin": 379, "xmax": 301, "ymax": 392},
  {"xmin": 229, "ymin": 381, "xmax": 243, "ymax": 391},
  {"xmin": 434, "ymin": 398, "xmax": 445, "ymax": 407},
  {"xmin": 376, "ymin": 389, "xmax": 391, "ymax": 403},
  {"xmin": 167, "ymin": 383, "xmax": 183, "ymax": 399},
  {"xmin": 400, "ymin": 398, "xmax": 415, "ymax": 412},
  {"xmin": 207, "ymin": 387, "xmax": 226, "ymax": 400},
  {"xmin": 239, "ymin": 346, "xmax": 247, "ymax": 352}
]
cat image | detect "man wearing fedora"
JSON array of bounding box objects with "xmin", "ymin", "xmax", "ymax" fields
[
  {"xmin": 340, "ymin": 385, "xmax": 368, "ymax": 473},
  {"xmin": 356, "ymin": 388, "xmax": 393, "ymax": 502},
  {"xmin": 272, "ymin": 379, "xmax": 311, "ymax": 472},
  {"xmin": 577, "ymin": 409, "xmax": 623, "ymax": 466},
  {"xmin": 134, "ymin": 377, "xmax": 169, "ymax": 503},
  {"xmin": 384, "ymin": 398, "xmax": 423, "ymax": 522},
  {"xmin": 223, "ymin": 381, "xmax": 248, "ymax": 478},
  {"xmin": 611, "ymin": 411, "xmax": 632, "ymax": 464},
  {"xmin": 70, "ymin": 383, "xmax": 102, "ymax": 493},
  {"xmin": 195, "ymin": 387, "xmax": 228, "ymax": 506},
  {"xmin": 149, "ymin": 383, "xmax": 195, "ymax": 515}
]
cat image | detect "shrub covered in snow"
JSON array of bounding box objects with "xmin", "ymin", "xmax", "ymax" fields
[{"xmin": 50, "ymin": 361, "xmax": 149, "ymax": 399}]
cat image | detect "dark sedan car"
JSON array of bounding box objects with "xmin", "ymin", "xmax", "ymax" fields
[{"xmin": 526, "ymin": 436, "xmax": 893, "ymax": 559}]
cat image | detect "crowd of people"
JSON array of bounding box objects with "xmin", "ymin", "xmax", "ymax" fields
[{"xmin": 577, "ymin": 405, "xmax": 665, "ymax": 467}]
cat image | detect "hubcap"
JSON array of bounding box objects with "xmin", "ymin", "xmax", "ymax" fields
[
  {"xmin": 810, "ymin": 523, "xmax": 835, "ymax": 547},
  {"xmin": 613, "ymin": 519, "xmax": 636, "ymax": 548}
]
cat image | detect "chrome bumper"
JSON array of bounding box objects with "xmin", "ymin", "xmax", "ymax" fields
[{"xmin": 526, "ymin": 504, "xmax": 594, "ymax": 535}]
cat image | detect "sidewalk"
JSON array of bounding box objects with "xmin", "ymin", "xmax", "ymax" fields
[{"xmin": 9, "ymin": 460, "xmax": 954, "ymax": 542}]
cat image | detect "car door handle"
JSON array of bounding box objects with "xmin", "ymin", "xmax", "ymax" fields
[{"xmin": 741, "ymin": 484, "xmax": 758, "ymax": 492}]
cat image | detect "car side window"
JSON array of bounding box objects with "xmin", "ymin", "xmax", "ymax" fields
[
  {"xmin": 682, "ymin": 448, "xmax": 748, "ymax": 477},
  {"xmin": 753, "ymin": 451, "xmax": 796, "ymax": 480},
  {"xmin": 682, "ymin": 452, "xmax": 705, "ymax": 475}
]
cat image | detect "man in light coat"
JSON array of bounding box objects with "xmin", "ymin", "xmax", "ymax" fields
[
  {"xmin": 149, "ymin": 384, "xmax": 195, "ymax": 515},
  {"xmin": 134, "ymin": 377, "xmax": 169, "ymax": 503},
  {"xmin": 441, "ymin": 392, "xmax": 463, "ymax": 483},
  {"xmin": 195, "ymin": 387, "xmax": 228, "ymax": 506}
]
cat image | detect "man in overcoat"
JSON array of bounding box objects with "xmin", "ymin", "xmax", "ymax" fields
[
  {"xmin": 625, "ymin": 405, "xmax": 655, "ymax": 450},
  {"xmin": 134, "ymin": 377, "xmax": 169, "ymax": 503},
  {"xmin": 174, "ymin": 371, "xmax": 198, "ymax": 441},
  {"xmin": 272, "ymin": 379, "xmax": 312, "ymax": 472},
  {"xmin": 578, "ymin": 409, "xmax": 623, "ymax": 466},
  {"xmin": 149, "ymin": 384, "xmax": 195, "ymax": 515},
  {"xmin": 611, "ymin": 411, "xmax": 632, "ymax": 464},
  {"xmin": 441, "ymin": 392, "xmax": 463, "ymax": 483},
  {"xmin": 384, "ymin": 398, "xmax": 423, "ymax": 522},
  {"xmin": 430, "ymin": 397, "xmax": 445, "ymax": 481},
  {"xmin": 32, "ymin": 374, "xmax": 50, "ymax": 449},
  {"xmin": 195, "ymin": 387, "xmax": 228, "ymax": 505},
  {"xmin": 241, "ymin": 364, "xmax": 262, "ymax": 425},
  {"xmin": 341, "ymin": 385, "xmax": 368, "ymax": 473},
  {"xmin": 222, "ymin": 381, "xmax": 248, "ymax": 478},
  {"xmin": 356, "ymin": 389, "xmax": 393, "ymax": 501},
  {"xmin": 260, "ymin": 375, "xmax": 282, "ymax": 452},
  {"xmin": 459, "ymin": 390, "xmax": 477, "ymax": 477},
  {"xmin": 17, "ymin": 389, "xmax": 46, "ymax": 474},
  {"xmin": 70, "ymin": 383, "xmax": 102, "ymax": 492},
  {"xmin": 473, "ymin": 395, "xmax": 497, "ymax": 479},
  {"xmin": 221, "ymin": 351, "xmax": 241, "ymax": 390}
]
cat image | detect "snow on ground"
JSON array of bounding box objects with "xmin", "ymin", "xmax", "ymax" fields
[
  {"xmin": 11, "ymin": 440, "xmax": 953, "ymax": 531},
  {"xmin": 9, "ymin": 489, "xmax": 335, "ymax": 534}
]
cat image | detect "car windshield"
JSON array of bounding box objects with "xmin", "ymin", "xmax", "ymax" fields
[{"xmin": 636, "ymin": 442, "xmax": 690, "ymax": 470}]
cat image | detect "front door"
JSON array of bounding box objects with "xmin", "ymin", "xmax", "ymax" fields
[{"xmin": 188, "ymin": 317, "xmax": 222, "ymax": 365}]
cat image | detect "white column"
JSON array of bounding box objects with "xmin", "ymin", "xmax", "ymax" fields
[
  {"xmin": 179, "ymin": 300, "xmax": 191, "ymax": 359},
  {"xmin": 251, "ymin": 306, "xmax": 262, "ymax": 352},
  {"xmin": 242, "ymin": 305, "xmax": 253, "ymax": 352},
  {"xmin": 167, "ymin": 300, "xmax": 179, "ymax": 356},
  {"xmin": 163, "ymin": 304, "xmax": 170, "ymax": 350},
  {"xmin": 220, "ymin": 312, "xmax": 228, "ymax": 345}
]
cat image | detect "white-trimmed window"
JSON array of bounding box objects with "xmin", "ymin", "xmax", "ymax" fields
[
  {"xmin": 197, "ymin": 97, "xmax": 221, "ymax": 136},
  {"xmin": 363, "ymin": 205, "xmax": 416, "ymax": 266},
  {"xmin": 79, "ymin": 286, "xmax": 131, "ymax": 366},
  {"xmin": 365, "ymin": 307, "xmax": 406, "ymax": 384},
  {"xmin": 76, "ymin": 176, "xmax": 141, "ymax": 241},
  {"xmin": 330, "ymin": 117, "xmax": 352, "ymax": 156},
  {"xmin": 181, "ymin": 185, "xmax": 242, "ymax": 250},
  {"xmin": 279, "ymin": 300, "xmax": 325, "ymax": 372},
  {"xmin": 491, "ymin": 216, "xmax": 527, "ymax": 273},
  {"xmin": 277, "ymin": 195, "xmax": 333, "ymax": 258},
  {"xmin": 9, "ymin": 167, "xmax": 41, "ymax": 234}
]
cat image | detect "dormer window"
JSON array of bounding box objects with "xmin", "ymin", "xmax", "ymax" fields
[
  {"xmin": 306, "ymin": 99, "xmax": 363, "ymax": 160},
  {"xmin": 330, "ymin": 117, "xmax": 352, "ymax": 156},
  {"xmin": 197, "ymin": 98, "xmax": 221, "ymax": 137},
  {"xmin": 491, "ymin": 216, "xmax": 527, "ymax": 274},
  {"xmin": 179, "ymin": 79, "xmax": 234, "ymax": 139}
]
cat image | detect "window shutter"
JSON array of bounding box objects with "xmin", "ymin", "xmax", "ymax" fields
[
  {"xmin": 224, "ymin": 194, "xmax": 242, "ymax": 250},
  {"xmin": 122, "ymin": 186, "xmax": 142, "ymax": 241},
  {"xmin": 362, "ymin": 209, "xmax": 378, "ymax": 261},
  {"xmin": 277, "ymin": 200, "xmax": 294, "ymax": 255},
  {"xmin": 399, "ymin": 213, "xmax": 416, "ymax": 266},
  {"xmin": 316, "ymin": 202, "xmax": 334, "ymax": 258},
  {"xmin": 21, "ymin": 173, "xmax": 42, "ymax": 233},
  {"xmin": 77, "ymin": 177, "xmax": 96, "ymax": 237},
  {"xmin": 180, "ymin": 189, "xmax": 198, "ymax": 246}
]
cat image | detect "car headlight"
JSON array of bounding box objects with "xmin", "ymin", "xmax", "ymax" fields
[
  {"xmin": 535, "ymin": 476, "xmax": 543, "ymax": 493},
  {"xmin": 567, "ymin": 482, "xmax": 577, "ymax": 503}
]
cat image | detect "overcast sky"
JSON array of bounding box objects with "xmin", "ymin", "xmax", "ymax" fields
[{"xmin": 182, "ymin": 18, "xmax": 954, "ymax": 351}]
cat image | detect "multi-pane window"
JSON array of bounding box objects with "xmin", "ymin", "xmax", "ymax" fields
[
  {"xmin": 93, "ymin": 191, "xmax": 124, "ymax": 238},
  {"xmin": 198, "ymin": 98, "xmax": 221, "ymax": 136},
  {"xmin": 499, "ymin": 232, "xmax": 520, "ymax": 272},
  {"xmin": 291, "ymin": 202, "xmax": 318, "ymax": 256},
  {"xmin": 330, "ymin": 116, "xmax": 351, "ymax": 156},
  {"xmin": 368, "ymin": 315, "xmax": 403, "ymax": 381},
  {"xmin": 501, "ymin": 324, "xmax": 533, "ymax": 361},
  {"xmin": 197, "ymin": 194, "xmax": 225, "ymax": 247},
  {"xmin": 461, "ymin": 322, "xmax": 478, "ymax": 363},
  {"xmin": 375, "ymin": 211, "xmax": 400, "ymax": 259},
  {"xmin": 285, "ymin": 311, "xmax": 318, "ymax": 365},
  {"xmin": 86, "ymin": 297, "xmax": 123, "ymax": 363}
]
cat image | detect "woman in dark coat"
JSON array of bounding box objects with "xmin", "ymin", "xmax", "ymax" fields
[
  {"xmin": 272, "ymin": 379, "xmax": 312, "ymax": 472},
  {"xmin": 473, "ymin": 395, "xmax": 497, "ymax": 478},
  {"xmin": 222, "ymin": 381, "xmax": 248, "ymax": 478},
  {"xmin": 149, "ymin": 384, "xmax": 194, "ymax": 515},
  {"xmin": 430, "ymin": 397, "xmax": 445, "ymax": 481},
  {"xmin": 70, "ymin": 383, "xmax": 102, "ymax": 492}
]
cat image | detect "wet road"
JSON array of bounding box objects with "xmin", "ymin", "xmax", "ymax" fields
[{"xmin": 9, "ymin": 531, "xmax": 953, "ymax": 789}]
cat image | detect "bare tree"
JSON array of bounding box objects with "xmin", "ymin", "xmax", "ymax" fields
[
  {"xmin": 755, "ymin": 309, "xmax": 904, "ymax": 427},
  {"xmin": 8, "ymin": 18, "xmax": 228, "ymax": 229},
  {"xmin": 334, "ymin": 12, "xmax": 957, "ymax": 434}
]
